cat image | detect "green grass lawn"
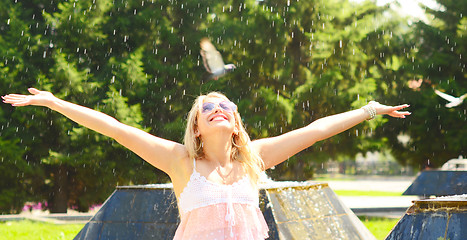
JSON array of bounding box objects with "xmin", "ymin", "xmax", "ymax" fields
[
  {"xmin": 0, "ymin": 220, "xmax": 84, "ymax": 240},
  {"xmin": 1, "ymin": 217, "xmax": 399, "ymax": 240},
  {"xmin": 360, "ymin": 216, "xmax": 400, "ymax": 240},
  {"xmin": 334, "ymin": 189, "xmax": 403, "ymax": 196},
  {"xmin": 336, "ymin": 190, "xmax": 402, "ymax": 239}
]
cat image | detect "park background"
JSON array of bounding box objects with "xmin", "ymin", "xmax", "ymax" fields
[{"xmin": 0, "ymin": 0, "xmax": 465, "ymax": 215}]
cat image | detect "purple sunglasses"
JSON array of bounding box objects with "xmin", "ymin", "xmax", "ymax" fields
[{"xmin": 201, "ymin": 101, "xmax": 237, "ymax": 114}]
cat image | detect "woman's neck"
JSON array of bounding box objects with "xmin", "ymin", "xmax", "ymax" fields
[{"xmin": 201, "ymin": 133, "xmax": 233, "ymax": 166}]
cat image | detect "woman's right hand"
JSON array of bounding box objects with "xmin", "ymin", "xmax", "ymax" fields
[{"xmin": 2, "ymin": 88, "xmax": 57, "ymax": 107}]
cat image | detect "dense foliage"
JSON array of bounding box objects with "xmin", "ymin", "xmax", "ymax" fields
[
  {"xmin": 0, "ymin": 0, "xmax": 465, "ymax": 213},
  {"xmin": 382, "ymin": 0, "xmax": 466, "ymax": 169}
]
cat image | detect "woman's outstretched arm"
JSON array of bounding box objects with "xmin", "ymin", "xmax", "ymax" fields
[
  {"xmin": 252, "ymin": 101, "xmax": 410, "ymax": 169},
  {"xmin": 2, "ymin": 88, "xmax": 187, "ymax": 175}
]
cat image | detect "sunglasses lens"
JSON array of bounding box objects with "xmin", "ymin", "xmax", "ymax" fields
[
  {"xmin": 220, "ymin": 101, "xmax": 237, "ymax": 112},
  {"xmin": 202, "ymin": 101, "xmax": 237, "ymax": 113},
  {"xmin": 202, "ymin": 103, "xmax": 215, "ymax": 113}
]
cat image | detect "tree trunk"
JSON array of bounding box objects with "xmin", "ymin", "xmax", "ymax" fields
[{"xmin": 49, "ymin": 165, "xmax": 69, "ymax": 213}]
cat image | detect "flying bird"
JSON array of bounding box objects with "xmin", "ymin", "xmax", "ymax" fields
[
  {"xmin": 434, "ymin": 89, "xmax": 467, "ymax": 108},
  {"xmin": 200, "ymin": 38, "xmax": 236, "ymax": 80}
]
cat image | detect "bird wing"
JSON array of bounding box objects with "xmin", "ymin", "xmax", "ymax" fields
[
  {"xmin": 435, "ymin": 90, "xmax": 458, "ymax": 102},
  {"xmin": 200, "ymin": 38, "xmax": 225, "ymax": 74},
  {"xmin": 445, "ymin": 102, "xmax": 459, "ymax": 108},
  {"xmin": 200, "ymin": 50, "xmax": 213, "ymax": 73}
]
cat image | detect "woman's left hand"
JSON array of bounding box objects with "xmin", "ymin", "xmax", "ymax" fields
[{"xmin": 370, "ymin": 101, "xmax": 411, "ymax": 118}]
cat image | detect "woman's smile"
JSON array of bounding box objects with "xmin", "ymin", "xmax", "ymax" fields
[{"xmin": 209, "ymin": 114, "xmax": 229, "ymax": 122}]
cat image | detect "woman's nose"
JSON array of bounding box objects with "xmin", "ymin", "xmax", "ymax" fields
[{"xmin": 213, "ymin": 105, "xmax": 222, "ymax": 113}]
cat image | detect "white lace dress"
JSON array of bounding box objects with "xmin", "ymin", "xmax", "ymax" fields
[{"xmin": 173, "ymin": 160, "xmax": 269, "ymax": 240}]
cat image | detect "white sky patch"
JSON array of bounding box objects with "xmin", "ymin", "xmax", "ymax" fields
[{"xmin": 350, "ymin": 0, "xmax": 443, "ymax": 22}]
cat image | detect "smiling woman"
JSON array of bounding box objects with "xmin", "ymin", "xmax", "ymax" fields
[{"xmin": 2, "ymin": 88, "xmax": 410, "ymax": 239}]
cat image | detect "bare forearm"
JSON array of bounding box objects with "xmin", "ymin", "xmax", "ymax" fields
[
  {"xmin": 255, "ymin": 102, "xmax": 410, "ymax": 169},
  {"xmin": 47, "ymin": 98, "xmax": 122, "ymax": 138},
  {"xmin": 257, "ymin": 108, "xmax": 369, "ymax": 166},
  {"xmin": 307, "ymin": 108, "xmax": 368, "ymax": 142}
]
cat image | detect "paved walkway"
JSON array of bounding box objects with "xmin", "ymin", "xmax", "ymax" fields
[
  {"xmin": 323, "ymin": 177, "xmax": 417, "ymax": 218},
  {"xmin": 325, "ymin": 177, "xmax": 414, "ymax": 192}
]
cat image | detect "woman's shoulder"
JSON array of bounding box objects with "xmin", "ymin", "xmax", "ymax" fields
[
  {"xmin": 170, "ymin": 145, "xmax": 192, "ymax": 167},
  {"xmin": 166, "ymin": 146, "xmax": 194, "ymax": 177}
]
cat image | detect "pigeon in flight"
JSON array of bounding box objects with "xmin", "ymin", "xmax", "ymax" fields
[
  {"xmin": 434, "ymin": 89, "xmax": 467, "ymax": 108},
  {"xmin": 200, "ymin": 38, "xmax": 236, "ymax": 80}
]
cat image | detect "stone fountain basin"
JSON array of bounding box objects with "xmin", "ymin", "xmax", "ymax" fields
[{"xmin": 74, "ymin": 181, "xmax": 376, "ymax": 240}]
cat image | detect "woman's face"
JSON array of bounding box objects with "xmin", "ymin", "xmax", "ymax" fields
[{"xmin": 196, "ymin": 97, "xmax": 238, "ymax": 138}]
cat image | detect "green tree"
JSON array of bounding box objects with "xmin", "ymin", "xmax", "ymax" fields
[
  {"xmin": 201, "ymin": 0, "xmax": 409, "ymax": 179},
  {"xmin": 1, "ymin": 0, "xmax": 167, "ymax": 213},
  {"xmin": 384, "ymin": 0, "xmax": 466, "ymax": 169},
  {"xmin": 0, "ymin": 0, "xmax": 223, "ymax": 213},
  {"xmin": 0, "ymin": 0, "xmax": 49, "ymax": 213}
]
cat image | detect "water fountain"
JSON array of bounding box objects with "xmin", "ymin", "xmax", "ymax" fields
[
  {"xmin": 74, "ymin": 181, "xmax": 375, "ymax": 239},
  {"xmin": 385, "ymin": 194, "xmax": 467, "ymax": 240},
  {"xmin": 403, "ymin": 170, "xmax": 467, "ymax": 197}
]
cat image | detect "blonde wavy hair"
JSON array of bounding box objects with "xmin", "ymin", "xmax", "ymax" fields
[{"xmin": 184, "ymin": 92, "xmax": 264, "ymax": 185}]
